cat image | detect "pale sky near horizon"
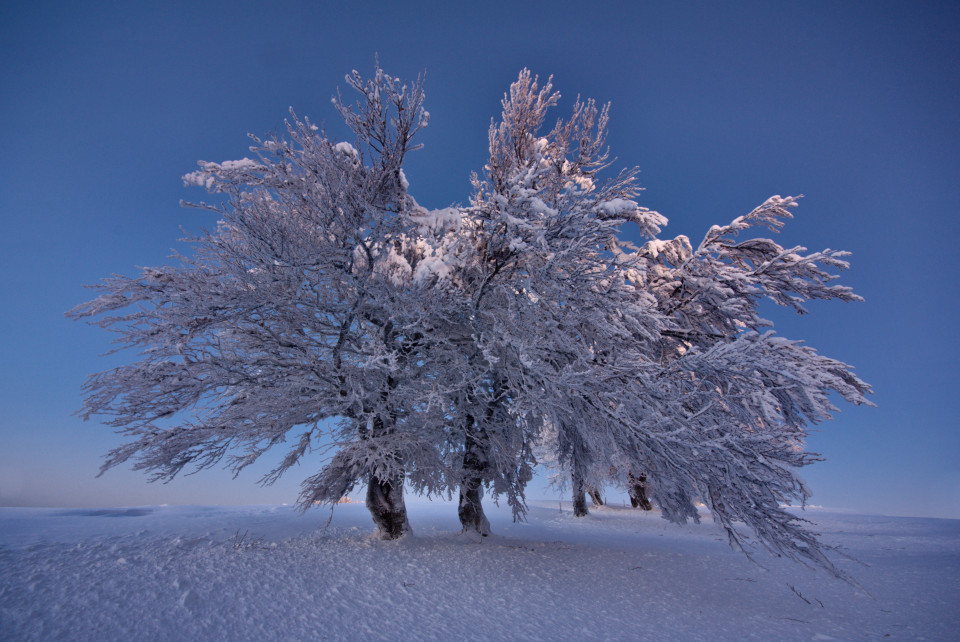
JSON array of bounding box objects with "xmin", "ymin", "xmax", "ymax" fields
[{"xmin": 1, "ymin": 1, "xmax": 958, "ymax": 518}]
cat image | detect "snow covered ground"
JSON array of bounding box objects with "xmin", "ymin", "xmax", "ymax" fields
[{"xmin": 1, "ymin": 500, "xmax": 957, "ymax": 640}]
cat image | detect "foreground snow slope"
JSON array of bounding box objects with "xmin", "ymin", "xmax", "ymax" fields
[{"xmin": 1, "ymin": 501, "xmax": 957, "ymax": 640}]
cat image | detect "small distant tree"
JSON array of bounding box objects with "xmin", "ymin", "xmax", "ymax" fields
[{"xmin": 71, "ymin": 66, "xmax": 871, "ymax": 574}]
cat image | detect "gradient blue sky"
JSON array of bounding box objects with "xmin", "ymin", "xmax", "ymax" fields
[{"xmin": 2, "ymin": 1, "xmax": 957, "ymax": 517}]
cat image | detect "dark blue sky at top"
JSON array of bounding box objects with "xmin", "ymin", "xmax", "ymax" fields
[{"xmin": 1, "ymin": 1, "xmax": 957, "ymax": 517}]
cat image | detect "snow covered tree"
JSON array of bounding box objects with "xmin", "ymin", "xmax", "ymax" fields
[
  {"xmin": 465, "ymin": 71, "xmax": 871, "ymax": 573},
  {"xmin": 433, "ymin": 70, "xmax": 670, "ymax": 532},
  {"xmin": 68, "ymin": 67, "xmax": 445, "ymax": 539},
  {"xmin": 71, "ymin": 66, "xmax": 871, "ymax": 574}
]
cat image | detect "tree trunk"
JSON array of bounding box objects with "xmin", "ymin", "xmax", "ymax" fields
[
  {"xmin": 628, "ymin": 472, "xmax": 653, "ymax": 511},
  {"xmin": 458, "ymin": 416, "xmax": 491, "ymax": 536},
  {"xmin": 366, "ymin": 472, "xmax": 410, "ymax": 539},
  {"xmin": 572, "ymin": 468, "xmax": 589, "ymax": 517},
  {"xmin": 458, "ymin": 479, "xmax": 491, "ymax": 536},
  {"xmin": 587, "ymin": 487, "xmax": 604, "ymax": 507}
]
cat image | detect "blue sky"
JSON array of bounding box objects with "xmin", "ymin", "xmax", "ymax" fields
[{"xmin": 1, "ymin": 1, "xmax": 957, "ymax": 517}]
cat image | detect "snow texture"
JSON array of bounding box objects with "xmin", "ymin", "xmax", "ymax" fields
[{"xmin": 1, "ymin": 502, "xmax": 956, "ymax": 641}]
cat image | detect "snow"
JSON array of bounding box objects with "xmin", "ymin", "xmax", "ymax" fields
[
  {"xmin": 598, "ymin": 197, "xmax": 639, "ymax": 217},
  {"xmin": 2, "ymin": 501, "xmax": 957, "ymax": 640},
  {"xmin": 412, "ymin": 249, "xmax": 453, "ymax": 285},
  {"xmin": 219, "ymin": 158, "xmax": 259, "ymax": 172},
  {"xmin": 334, "ymin": 141, "xmax": 359, "ymax": 159},
  {"xmin": 408, "ymin": 206, "xmax": 461, "ymax": 235},
  {"xmin": 182, "ymin": 158, "xmax": 260, "ymax": 189}
]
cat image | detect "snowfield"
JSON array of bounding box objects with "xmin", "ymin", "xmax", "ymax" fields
[{"xmin": 1, "ymin": 501, "xmax": 957, "ymax": 640}]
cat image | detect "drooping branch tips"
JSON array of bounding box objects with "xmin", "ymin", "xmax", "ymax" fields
[
  {"xmin": 69, "ymin": 65, "xmax": 870, "ymax": 570},
  {"xmin": 333, "ymin": 65, "xmax": 429, "ymax": 173}
]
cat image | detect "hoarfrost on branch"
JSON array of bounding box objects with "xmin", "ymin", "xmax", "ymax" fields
[{"xmin": 69, "ymin": 66, "xmax": 871, "ymax": 574}]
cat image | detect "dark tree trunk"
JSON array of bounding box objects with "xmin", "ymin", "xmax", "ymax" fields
[
  {"xmin": 366, "ymin": 472, "xmax": 410, "ymax": 539},
  {"xmin": 572, "ymin": 468, "xmax": 589, "ymax": 517},
  {"xmin": 458, "ymin": 415, "xmax": 491, "ymax": 536},
  {"xmin": 458, "ymin": 479, "xmax": 490, "ymax": 536},
  {"xmin": 363, "ymin": 406, "xmax": 410, "ymax": 539},
  {"xmin": 587, "ymin": 487, "xmax": 604, "ymax": 507},
  {"xmin": 628, "ymin": 472, "xmax": 653, "ymax": 511}
]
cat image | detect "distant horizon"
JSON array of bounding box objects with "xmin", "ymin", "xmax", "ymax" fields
[{"xmin": 5, "ymin": 488, "xmax": 957, "ymax": 523}]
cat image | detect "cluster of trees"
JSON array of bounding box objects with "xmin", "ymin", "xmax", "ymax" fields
[{"xmin": 70, "ymin": 67, "xmax": 871, "ymax": 573}]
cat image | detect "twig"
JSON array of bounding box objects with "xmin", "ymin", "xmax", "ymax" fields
[
  {"xmin": 787, "ymin": 583, "xmax": 823, "ymax": 607},
  {"xmin": 321, "ymin": 504, "xmax": 336, "ymax": 535},
  {"xmin": 788, "ymin": 583, "xmax": 810, "ymax": 604},
  {"xmin": 231, "ymin": 528, "xmax": 269, "ymax": 550}
]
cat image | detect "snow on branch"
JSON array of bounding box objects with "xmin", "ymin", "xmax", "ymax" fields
[{"xmin": 70, "ymin": 66, "xmax": 871, "ymax": 566}]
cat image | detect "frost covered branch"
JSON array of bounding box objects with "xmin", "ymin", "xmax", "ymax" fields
[{"xmin": 70, "ymin": 66, "xmax": 870, "ymax": 573}]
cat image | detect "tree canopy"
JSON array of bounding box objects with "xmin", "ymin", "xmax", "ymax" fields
[{"xmin": 70, "ymin": 66, "xmax": 871, "ymax": 574}]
